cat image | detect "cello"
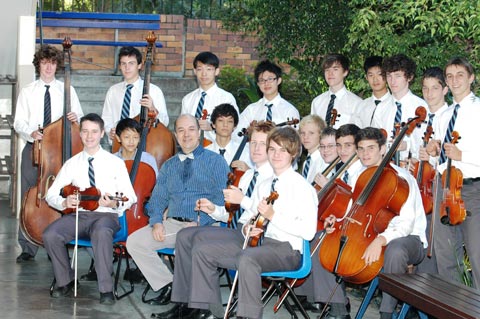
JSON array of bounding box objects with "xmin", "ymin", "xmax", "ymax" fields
[
  {"xmin": 439, "ymin": 131, "xmax": 466, "ymax": 225},
  {"xmin": 319, "ymin": 107, "xmax": 426, "ymax": 284},
  {"xmin": 412, "ymin": 125, "xmax": 436, "ymax": 214},
  {"xmin": 21, "ymin": 37, "xmax": 83, "ymax": 245},
  {"xmin": 112, "ymin": 31, "xmax": 176, "ymax": 170}
]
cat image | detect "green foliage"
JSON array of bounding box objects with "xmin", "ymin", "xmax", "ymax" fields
[{"xmin": 217, "ymin": 66, "xmax": 253, "ymax": 111}]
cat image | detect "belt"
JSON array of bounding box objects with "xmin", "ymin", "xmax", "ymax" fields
[
  {"xmin": 170, "ymin": 216, "xmax": 193, "ymax": 222},
  {"xmin": 463, "ymin": 177, "xmax": 480, "ymax": 185}
]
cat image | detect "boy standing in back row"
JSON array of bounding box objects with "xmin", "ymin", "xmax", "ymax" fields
[
  {"xmin": 181, "ymin": 52, "xmax": 238, "ymax": 143},
  {"xmin": 311, "ymin": 54, "xmax": 362, "ymax": 128}
]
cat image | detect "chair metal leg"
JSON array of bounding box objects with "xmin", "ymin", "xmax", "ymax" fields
[
  {"xmin": 113, "ymin": 243, "xmax": 134, "ymax": 299},
  {"xmin": 355, "ymin": 277, "xmax": 378, "ymax": 319}
]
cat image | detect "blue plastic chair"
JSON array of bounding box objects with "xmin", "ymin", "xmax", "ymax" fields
[
  {"xmin": 62, "ymin": 212, "xmax": 134, "ymax": 299},
  {"xmin": 260, "ymin": 239, "xmax": 312, "ymax": 319}
]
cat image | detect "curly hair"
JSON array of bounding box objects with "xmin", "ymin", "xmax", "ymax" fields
[{"xmin": 32, "ymin": 45, "xmax": 63, "ymax": 75}]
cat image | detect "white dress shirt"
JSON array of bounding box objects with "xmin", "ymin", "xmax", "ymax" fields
[
  {"xmin": 238, "ymin": 166, "xmax": 318, "ymax": 252},
  {"xmin": 114, "ymin": 149, "xmax": 159, "ymax": 177},
  {"xmin": 236, "ymin": 94, "xmax": 300, "ymax": 135},
  {"xmin": 302, "ymin": 149, "xmax": 326, "ymax": 184},
  {"xmin": 14, "ymin": 79, "xmax": 84, "ymax": 142},
  {"xmin": 102, "ymin": 77, "xmax": 169, "ymax": 139},
  {"xmin": 181, "ymin": 83, "xmax": 238, "ymax": 142},
  {"xmin": 433, "ymin": 93, "xmax": 480, "ymax": 178},
  {"xmin": 353, "ymin": 92, "xmax": 394, "ymax": 129},
  {"xmin": 390, "ymin": 91, "xmax": 428, "ymax": 160},
  {"xmin": 206, "ymin": 138, "xmax": 253, "ymax": 168},
  {"xmin": 46, "ymin": 148, "xmax": 137, "ymax": 215},
  {"xmin": 311, "ymin": 86, "xmax": 362, "ymax": 128}
]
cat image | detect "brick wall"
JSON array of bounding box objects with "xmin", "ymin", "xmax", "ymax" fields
[{"xmin": 37, "ymin": 15, "xmax": 260, "ymax": 75}]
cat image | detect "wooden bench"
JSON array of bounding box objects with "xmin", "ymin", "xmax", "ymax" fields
[
  {"xmin": 378, "ymin": 272, "xmax": 480, "ymax": 319},
  {"xmin": 36, "ymin": 11, "xmax": 163, "ymax": 48}
]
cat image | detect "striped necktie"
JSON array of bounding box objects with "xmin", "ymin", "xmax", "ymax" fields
[
  {"xmin": 325, "ymin": 94, "xmax": 336, "ymax": 124},
  {"xmin": 195, "ymin": 91, "xmax": 207, "ymax": 118},
  {"xmin": 121, "ymin": 84, "xmax": 134, "ymax": 120},
  {"xmin": 258, "ymin": 177, "xmax": 278, "ymax": 245},
  {"xmin": 343, "ymin": 170, "xmax": 349, "ymax": 184},
  {"xmin": 219, "ymin": 149, "xmax": 226, "ymax": 157},
  {"xmin": 265, "ymin": 103, "xmax": 273, "ymax": 121},
  {"xmin": 231, "ymin": 171, "xmax": 259, "ymax": 229},
  {"xmin": 439, "ymin": 104, "xmax": 460, "ymax": 164},
  {"xmin": 427, "ymin": 113, "xmax": 435, "ymax": 127},
  {"xmin": 88, "ymin": 157, "xmax": 96, "ymax": 187},
  {"xmin": 302, "ymin": 155, "xmax": 311, "ymax": 179},
  {"xmin": 43, "ymin": 85, "xmax": 51, "ymax": 127}
]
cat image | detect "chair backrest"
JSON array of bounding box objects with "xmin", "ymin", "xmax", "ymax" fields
[{"xmin": 113, "ymin": 212, "xmax": 128, "ymax": 243}]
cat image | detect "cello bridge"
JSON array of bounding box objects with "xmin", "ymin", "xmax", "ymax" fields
[{"xmin": 345, "ymin": 217, "xmax": 362, "ymax": 226}]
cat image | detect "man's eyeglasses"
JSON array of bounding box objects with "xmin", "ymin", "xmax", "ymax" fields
[
  {"xmin": 257, "ymin": 77, "xmax": 278, "ymax": 85},
  {"xmin": 319, "ymin": 144, "xmax": 336, "ymax": 150}
]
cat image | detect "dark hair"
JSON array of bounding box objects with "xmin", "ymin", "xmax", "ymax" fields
[
  {"xmin": 267, "ymin": 126, "xmax": 301, "ymax": 163},
  {"xmin": 80, "ymin": 113, "xmax": 104, "ymax": 131},
  {"xmin": 422, "ymin": 67, "xmax": 446, "ymax": 88},
  {"xmin": 115, "ymin": 118, "xmax": 142, "ymax": 137},
  {"xmin": 118, "ymin": 46, "xmax": 142, "ymax": 64},
  {"xmin": 254, "ymin": 60, "xmax": 283, "ymax": 82},
  {"xmin": 321, "ymin": 127, "xmax": 337, "ymax": 139},
  {"xmin": 193, "ymin": 51, "xmax": 219, "ymax": 69},
  {"xmin": 322, "ymin": 53, "xmax": 350, "ymax": 72},
  {"xmin": 383, "ymin": 54, "xmax": 416, "ymax": 83},
  {"xmin": 445, "ymin": 57, "xmax": 475, "ymax": 76},
  {"xmin": 364, "ymin": 56, "xmax": 383, "ymax": 74},
  {"xmin": 33, "ymin": 45, "xmax": 63, "ymax": 75},
  {"xmin": 355, "ymin": 127, "xmax": 386, "ymax": 147},
  {"xmin": 336, "ymin": 124, "xmax": 360, "ymax": 140},
  {"xmin": 210, "ymin": 103, "xmax": 239, "ymax": 127}
]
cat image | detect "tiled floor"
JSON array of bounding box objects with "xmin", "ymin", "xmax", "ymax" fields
[{"xmin": 0, "ymin": 200, "xmax": 380, "ymax": 319}]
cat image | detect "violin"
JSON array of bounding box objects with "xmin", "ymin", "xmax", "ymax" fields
[
  {"xmin": 329, "ymin": 108, "xmax": 340, "ymax": 127},
  {"xmin": 391, "ymin": 122, "xmax": 402, "ymax": 166},
  {"xmin": 319, "ymin": 107, "xmax": 426, "ymax": 284},
  {"xmin": 248, "ymin": 190, "xmax": 279, "ymax": 247},
  {"xmin": 225, "ymin": 172, "xmax": 241, "ymax": 227},
  {"xmin": 275, "ymin": 118, "xmax": 299, "ymax": 128},
  {"xmin": 412, "ymin": 125, "xmax": 436, "ymax": 214},
  {"xmin": 439, "ymin": 131, "xmax": 466, "ymax": 225},
  {"xmin": 60, "ymin": 184, "xmax": 128, "ymax": 214},
  {"xmin": 200, "ymin": 109, "xmax": 213, "ymax": 147}
]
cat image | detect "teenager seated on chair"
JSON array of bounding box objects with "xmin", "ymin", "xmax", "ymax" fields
[
  {"xmin": 126, "ymin": 114, "xmax": 229, "ymax": 306},
  {"xmin": 317, "ymin": 127, "xmax": 427, "ymax": 319},
  {"xmin": 79, "ymin": 117, "xmax": 159, "ymax": 282},
  {"xmin": 153, "ymin": 126, "xmax": 318, "ymax": 319},
  {"xmin": 43, "ymin": 113, "xmax": 137, "ymax": 305}
]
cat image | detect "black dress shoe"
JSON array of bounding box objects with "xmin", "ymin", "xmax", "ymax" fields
[
  {"xmin": 147, "ymin": 283, "xmax": 172, "ymax": 305},
  {"xmin": 99, "ymin": 292, "xmax": 115, "ymax": 305},
  {"xmin": 50, "ymin": 280, "xmax": 76, "ymax": 298},
  {"xmin": 151, "ymin": 303, "xmax": 199, "ymax": 319},
  {"xmin": 16, "ymin": 252, "xmax": 34, "ymax": 263},
  {"xmin": 194, "ymin": 309, "xmax": 221, "ymax": 319},
  {"xmin": 80, "ymin": 268, "xmax": 98, "ymax": 281}
]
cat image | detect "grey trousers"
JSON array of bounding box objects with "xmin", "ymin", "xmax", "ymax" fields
[
  {"xmin": 434, "ymin": 181, "xmax": 480, "ymax": 288},
  {"xmin": 18, "ymin": 143, "xmax": 39, "ymax": 256},
  {"xmin": 171, "ymin": 226, "xmax": 301, "ymax": 319},
  {"xmin": 42, "ymin": 212, "xmax": 119, "ymax": 293}
]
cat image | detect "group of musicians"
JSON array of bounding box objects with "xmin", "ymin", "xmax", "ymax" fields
[{"xmin": 13, "ymin": 43, "xmax": 480, "ymax": 319}]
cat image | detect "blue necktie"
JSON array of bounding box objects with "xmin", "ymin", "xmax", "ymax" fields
[
  {"xmin": 43, "ymin": 85, "xmax": 51, "ymax": 127},
  {"xmin": 121, "ymin": 84, "xmax": 133, "ymax": 120},
  {"xmin": 271, "ymin": 177, "xmax": 278, "ymax": 192},
  {"xmin": 343, "ymin": 170, "xmax": 349, "ymax": 184},
  {"xmin": 258, "ymin": 177, "xmax": 278, "ymax": 245},
  {"xmin": 219, "ymin": 149, "xmax": 226, "ymax": 157},
  {"xmin": 325, "ymin": 94, "xmax": 336, "ymax": 124},
  {"xmin": 231, "ymin": 171, "xmax": 258, "ymax": 229},
  {"xmin": 88, "ymin": 157, "xmax": 96, "ymax": 187},
  {"xmin": 427, "ymin": 113, "xmax": 435, "ymax": 127},
  {"xmin": 195, "ymin": 91, "xmax": 207, "ymax": 118},
  {"xmin": 439, "ymin": 104, "xmax": 460, "ymax": 164},
  {"xmin": 302, "ymin": 155, "xmax": 311, "ymax": 179},
  {"xmin": 265, "ymin": 103, "xmax": 273, "ymax": 121}
]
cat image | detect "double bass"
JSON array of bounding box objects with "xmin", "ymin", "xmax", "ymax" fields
[
  {"xmin": 21, "ymin": 37, "xmax": 83, "ymax": 245},
  {"xmin": 121, "ymin": 32, "xmax": 175, "ymax": 234},
  {"xmin": 112, "ymin": 31, "xmax": 176, "ymax": 170},
  {"xmin": 319, "ymin": 107, "xmax": 426, "ymax": 284}
]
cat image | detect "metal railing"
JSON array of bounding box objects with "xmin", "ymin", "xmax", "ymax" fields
[{"xmin": 40, "ymin": 0, "xmax": 235, "ymax": 19}]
